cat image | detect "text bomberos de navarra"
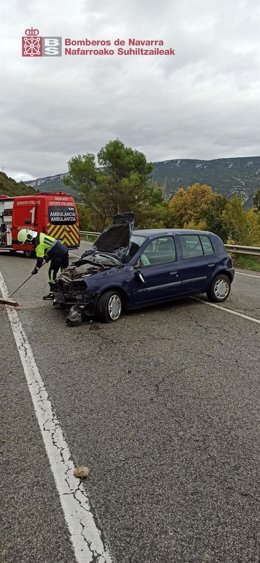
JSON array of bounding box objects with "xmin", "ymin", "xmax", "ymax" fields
[{"xmin": 64, "ymin": 38, "xmax": 175, "ymax": 56}]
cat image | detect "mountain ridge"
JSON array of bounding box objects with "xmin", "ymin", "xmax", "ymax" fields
[{"xmin": 24, "ymin": 156, "xmax": 260, "ymax": 206}]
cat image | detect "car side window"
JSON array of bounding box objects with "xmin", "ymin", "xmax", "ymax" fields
[
  {"xmin": 199, "ymin": 235, "xmax": 214, "ymax": 255},
  {"xmin": 180, "ymin": 235, "xmax": 203, "ymax": 259},
  {"xmin": 140, "ymin": 236, "xmax": 176, "ymax": 266}
]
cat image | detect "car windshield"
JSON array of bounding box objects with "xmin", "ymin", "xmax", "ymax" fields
[{"xmin": 124, "ymin": 234, "xmax": 147, "ymax": 261}]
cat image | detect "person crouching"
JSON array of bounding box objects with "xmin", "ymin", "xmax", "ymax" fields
[{"xmin": 17, "ymin": 229, "xmax": 69, "ymax": 299}]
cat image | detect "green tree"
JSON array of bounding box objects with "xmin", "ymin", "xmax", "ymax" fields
[
  {"xmin": 222, "ymin": 196, "xmax": 248, "ymax": 244},
  {"xmin": 244, "ymin": 209, "xmax": 260, "ymax": 245},
  {"xmin": 77, "ymin": 204, "xmax": 95, "ymax": 231},
  {"xmin": 65, "ymin": 140, "xmax": 166, "ymax": 230},
  {"xmin": 65, "ymin": 153, "xmax": 110, "ymax": 230},
  {"xmin": 253, "ymin": 189, "xmax": 260, "ymax": 211},
  {"xmin": 168, "ymin": 183, "xmax": 216, "ymax": 228},
  {"xmin": 202, "ymin": 195, "xmax": 229, "ymax": 241}
]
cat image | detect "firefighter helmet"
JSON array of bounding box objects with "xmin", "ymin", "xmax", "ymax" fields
[{"xmin": 17, "ymin": 229, "xmax": 38, "ymax": 244}]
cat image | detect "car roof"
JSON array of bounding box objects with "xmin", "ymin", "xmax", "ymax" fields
[{"xmin": 133, "ymin": 228, "xmax": 214, "ymax": 237}]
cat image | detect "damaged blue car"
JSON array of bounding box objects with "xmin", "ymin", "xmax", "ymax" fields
[{"xmin": 53, "ymin": 213, "xmax": 235, "ymax": 324}]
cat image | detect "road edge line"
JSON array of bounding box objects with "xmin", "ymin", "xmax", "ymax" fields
[
  {"xmin": 0, "ymin": 270, "xmax": 113, "ymax": 563},
  {"xmin": 236, "ymin": 271, "xmax": 260, "ymax": 279},
  {"xmin": 195, "ymin": 297, "xmax": 260, "ymax": 325}
]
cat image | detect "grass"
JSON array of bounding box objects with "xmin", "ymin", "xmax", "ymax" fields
[{"xmin": 232, "ymin": 254, "xmax": 260, "ymax": 272}]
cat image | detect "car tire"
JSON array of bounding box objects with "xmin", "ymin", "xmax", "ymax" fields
[
  {"xmin": 206, "ymin": 273, "xmax": 231, "ymax": 303},
  {"xmin": 97, "ymin": 290, "xmax": 123, "ymax": 323}
]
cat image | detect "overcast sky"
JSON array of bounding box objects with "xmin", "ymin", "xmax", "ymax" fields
[{"xmin": 0, "ymin": 0, "xmax": 259, "ymax": 181}]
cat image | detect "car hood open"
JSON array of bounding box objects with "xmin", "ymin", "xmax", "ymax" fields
[
  {"xmin": 92, "ymin": 222, "xmax": 131, "ymax": 256},
  {"xmin": 55, "ymin": 214, "xmax": 134, "ymax": 290},
  {"xmin": 82, "ymin": 213, "xmax": 134, "ymax": 260}
]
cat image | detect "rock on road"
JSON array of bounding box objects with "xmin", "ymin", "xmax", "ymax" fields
[{"xmin": 0, "ymin": 248, "xmax": 260, "ymax": 563}]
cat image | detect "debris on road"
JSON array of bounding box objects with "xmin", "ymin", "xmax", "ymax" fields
[
  {"xmin": 0, "ymin": 297, "xmax": 19, "ymax": 307},
  {"xmin": 66, "ymin": 305, "xmax": 83, "ymax": 326},
  {"xmin": 73, "ymin": 466, "xmax": 90, "ymax": 479}
]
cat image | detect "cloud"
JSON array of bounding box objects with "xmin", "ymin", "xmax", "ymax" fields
[{"xmin": 0, "ymin": 0, "xmax": 259, "ymax": 179}]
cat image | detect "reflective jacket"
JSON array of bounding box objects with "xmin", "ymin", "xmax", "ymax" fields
[
  {"xmin": 35, "ymin": 233, "xmax": 57, "ymax": 264},
  {"xmin": 34, "ymin": 233, "xmax": 67, "ymax": 268}
]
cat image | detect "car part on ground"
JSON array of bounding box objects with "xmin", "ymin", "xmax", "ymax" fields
[{"xmin": 66, "ymin": 305, "xmax": 83, "ymax": 326}]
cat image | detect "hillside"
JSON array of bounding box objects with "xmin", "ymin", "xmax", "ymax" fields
[
  {"xmin": 153, "ymin": 156, "xmax": 260, "ymax": 206},
  {"xmin": 24, "ymin": 156, "xmax": 260, "ymax": 206},
  {"xmin": 0, "ymin": 171, "xmax": 36, "ymax": 197},
  {"xmin": 25, "ymin": 173, "xmax": 79, "ymax": 200}
]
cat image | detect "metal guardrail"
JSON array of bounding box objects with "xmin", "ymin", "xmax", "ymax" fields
[
  {"xmin": 225, "ymin": 244, "xmax": 260, "ymax": 256},
  {"xmin": 80, "ymin": 230, "xmax": 101, "ymax": 242},
  {"xmin": 79, "ymin": 231, "xmax": 260, "ymax": 256}
]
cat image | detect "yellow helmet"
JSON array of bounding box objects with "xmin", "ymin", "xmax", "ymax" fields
[{"xmin": 17, "ymin": 229, "xmax": 38, "ymax": 244}]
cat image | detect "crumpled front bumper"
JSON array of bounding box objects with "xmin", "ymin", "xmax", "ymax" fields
[{"xmin": 53, "ymin": 284, "xmax": 98, "ymax": 316}]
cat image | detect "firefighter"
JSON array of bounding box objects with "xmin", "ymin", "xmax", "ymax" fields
[{"xmin": 17, "ymin": 229, "xmax": 69, "ymax": 299}]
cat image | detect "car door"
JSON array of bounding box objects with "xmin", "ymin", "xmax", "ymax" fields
[
  {"xmin": 176, "ymin": 234, "xmax": 217, "ymax": 293},
  {"xmin": 131, "ymin": 235, "xmax": 182, "ymax": 306}
]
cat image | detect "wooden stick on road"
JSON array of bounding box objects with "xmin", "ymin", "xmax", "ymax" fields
[{"xmin": 0, "ymin": 297, "xmax": 19, "ymax": 307}]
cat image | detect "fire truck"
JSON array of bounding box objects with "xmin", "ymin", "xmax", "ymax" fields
[{"xmin": 0, "ymin": 192, "xmax": 80, "ymax": 256}]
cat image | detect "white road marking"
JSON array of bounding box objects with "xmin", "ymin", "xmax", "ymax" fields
[
  {"xmin": 0, "ymin": 270, "xmax": 113, "ymax": 563},
  {"xmin": 196, "ymin": 298, "xmax": 260, "ymax": 325},
  {"xmin": 236, "ymin": 271, "xmax": 260, "ymax": 279}
]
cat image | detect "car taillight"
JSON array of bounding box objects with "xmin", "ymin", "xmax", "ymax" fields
[{"xmin": 228, "ymin": 254, "xmax": 233, "ymax": 267}]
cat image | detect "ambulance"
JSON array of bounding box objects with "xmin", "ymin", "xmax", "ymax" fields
[{"xmin": 0, "ymin": 192, "xmax": 80, "ymax": 256}]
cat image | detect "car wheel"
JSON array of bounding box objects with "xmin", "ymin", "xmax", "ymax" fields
[
  {"xmin": 206, "ymin": 274, "xmax": 231, "ymax": 303},
  {"xmin": 97, "ymin": 290, "xmax": 123, "ymax": 323}
]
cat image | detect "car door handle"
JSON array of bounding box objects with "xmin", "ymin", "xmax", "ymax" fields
[
  {"xmin": 170, "ymin": 270, "xmax": 178, "ymax": 275},
  {"xmin": 208, "ymin": 263, "xmax": 216, "ymax": 267}
]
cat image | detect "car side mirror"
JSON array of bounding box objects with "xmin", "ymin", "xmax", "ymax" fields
[{"xmin": 135, "ymin": 270, "xmax": 145, "ymax": 283}]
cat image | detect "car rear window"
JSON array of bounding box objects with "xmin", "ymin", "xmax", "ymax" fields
[
  {"xmin": 199, "ymin": 235, "xmax": 214, "ymax": 255},
  {"xmin": 180, "ymin": 234, "xmax": 215, "ymax": 259}
]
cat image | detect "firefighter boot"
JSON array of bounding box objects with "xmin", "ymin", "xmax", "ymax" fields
[{"xmin": 43, "ymin": 283, "xmax": 55, "ymax": 300}]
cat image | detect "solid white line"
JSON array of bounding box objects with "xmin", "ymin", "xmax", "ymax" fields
[
  {"xmin": 0, "ymin": 270, "xmax": 113, "ymax": 563},
  {"xmin": 196, "ymin": 298, "xmax": 260, "ymax": 325},
  {"xmin": 236, "ymin": 271, "xmax": 260, "ymax": 279}
]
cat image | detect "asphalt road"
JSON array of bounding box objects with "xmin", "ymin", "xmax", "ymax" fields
[{"xmin": 1, "ymin": 247, "xmax": 260, "ymax": 563}]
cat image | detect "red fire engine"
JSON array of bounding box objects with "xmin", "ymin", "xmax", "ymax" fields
[{"xmin": 0, "ymin": 192, "xmax": 80, "ymax": 256}]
